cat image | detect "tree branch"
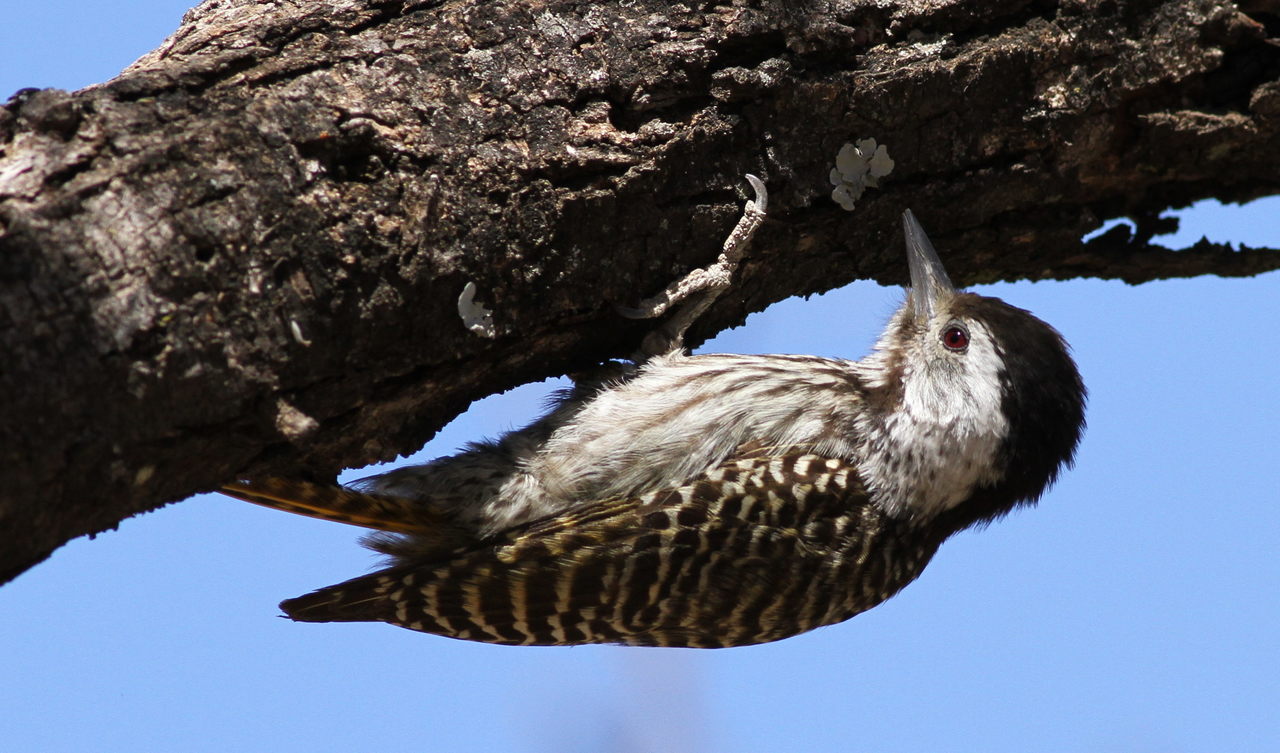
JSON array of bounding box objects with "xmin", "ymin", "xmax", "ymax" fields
[{"xmin": 2, "ymin": 0, "xmax": 1278, "ymax": 582}]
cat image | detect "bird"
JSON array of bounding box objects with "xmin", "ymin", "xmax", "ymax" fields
[{"xmin": 222, "ymin": 207, "xmax": 1086, "ymax": 648}]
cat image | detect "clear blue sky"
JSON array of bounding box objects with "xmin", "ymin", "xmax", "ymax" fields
[{"xmin": 2, "ymin": 4, "xmax": 1278, "ymax": 751}]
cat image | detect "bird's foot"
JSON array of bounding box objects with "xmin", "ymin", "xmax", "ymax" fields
[{"xmin": 621, "ymin": 174, "xmax": 768, "ymax": 360}]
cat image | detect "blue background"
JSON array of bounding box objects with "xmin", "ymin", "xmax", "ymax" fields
[{"xmin": 3, "ymin": 4, "xmax": 1277, "ymax": 751}]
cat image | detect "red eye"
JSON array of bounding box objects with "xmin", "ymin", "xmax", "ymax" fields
[{"xmin": 942, "ymin": 326, "xmax": 969, "ymax": 351}]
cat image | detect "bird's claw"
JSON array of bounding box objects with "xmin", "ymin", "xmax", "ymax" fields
[{"xmin": 625, "ymin": 174, "xmax": 768, "ymax": 358}]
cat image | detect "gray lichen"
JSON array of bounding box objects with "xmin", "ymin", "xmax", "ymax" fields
[{"xmin": 830, "ymin": 138, "xmax": 894, "ymax": 211}]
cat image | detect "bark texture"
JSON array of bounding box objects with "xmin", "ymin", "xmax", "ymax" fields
[{"xmin": 2, "ymin": 0, "xmax": 1278, "ymax": 583}]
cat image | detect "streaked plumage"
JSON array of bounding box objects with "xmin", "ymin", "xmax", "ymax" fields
[{"xmin": 223, "ymin": 211, "xmax": 1086, "ymax": 648}]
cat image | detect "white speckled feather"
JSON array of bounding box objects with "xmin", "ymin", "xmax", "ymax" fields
[{"xmin": 360, "ymin": 296, "xmax": 1012, "ymax": 534}]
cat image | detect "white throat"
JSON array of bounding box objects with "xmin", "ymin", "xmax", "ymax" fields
[{"xmin": 854, "ymin": 321, "xmax": 1009, "ymax": 519}]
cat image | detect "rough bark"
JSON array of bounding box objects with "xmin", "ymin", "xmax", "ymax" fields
[{"xmin": 2, "ymin": 0, "xmax": 1278, "ymax": 583}]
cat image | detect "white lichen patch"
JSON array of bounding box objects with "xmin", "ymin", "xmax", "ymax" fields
[
  {"xmin": 458, "ymin": 281, "xmax": 497, "ymax": 338},
  {"xmin": 275, "ymin": 398, "xmax": 319, "ymax": 441},
  {"xmin": 289, "ymin": 319, "xmax": 312, "ymax": 346},
  {"xmin": 133, "ymin": 464, "xmax": 156, "ymax": 487},
  {"xmin": 829, "ymin": 138, "xmax": 894, "ymax": 211}
]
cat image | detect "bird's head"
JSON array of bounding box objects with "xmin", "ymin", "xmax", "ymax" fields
[{"xmin": 858, "ymin": 211, "xmax": 1087, "ymax": 530}]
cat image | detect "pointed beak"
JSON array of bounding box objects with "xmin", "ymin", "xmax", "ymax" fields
[{"xmin": 902, "ymin": 209, "xmax": 956, "ymax": 322}]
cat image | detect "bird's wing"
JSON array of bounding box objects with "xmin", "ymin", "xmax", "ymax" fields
[{"xmin": 276, "ymin": 452, "xmax": 892, "ymax": 648}]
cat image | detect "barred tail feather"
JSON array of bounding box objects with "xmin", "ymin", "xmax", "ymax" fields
[
  {"xmin": 220, "ymin": 478, "xmax": 440, "ymax": 535},
  {"xmin": 279, "ymin": 570, "xmax": 401, "ymax": 624}
]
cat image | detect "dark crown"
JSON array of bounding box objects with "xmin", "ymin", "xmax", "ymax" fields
[{"xmin": 939, "ymin": 293, "xmax": 1087, "ymax": 533}]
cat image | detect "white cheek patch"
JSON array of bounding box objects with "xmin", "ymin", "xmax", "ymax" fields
[{"xmin": 863, "ymin": 320, "xmax": 1008, "ymax": 518}]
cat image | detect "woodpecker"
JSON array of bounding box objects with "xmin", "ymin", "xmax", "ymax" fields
[{"xmin": 223, "ymin": 201, "xmax": 1086, "ymax": 648}]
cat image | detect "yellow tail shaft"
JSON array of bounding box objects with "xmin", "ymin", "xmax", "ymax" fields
[{"xmin": 220, "ymin": 478, "xmax": 437, "ymax": 535}]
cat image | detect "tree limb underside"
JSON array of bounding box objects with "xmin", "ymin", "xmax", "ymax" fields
[{"xmin": 2, "ymin": 0, "xmax": 1278, "ymax": 582}]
